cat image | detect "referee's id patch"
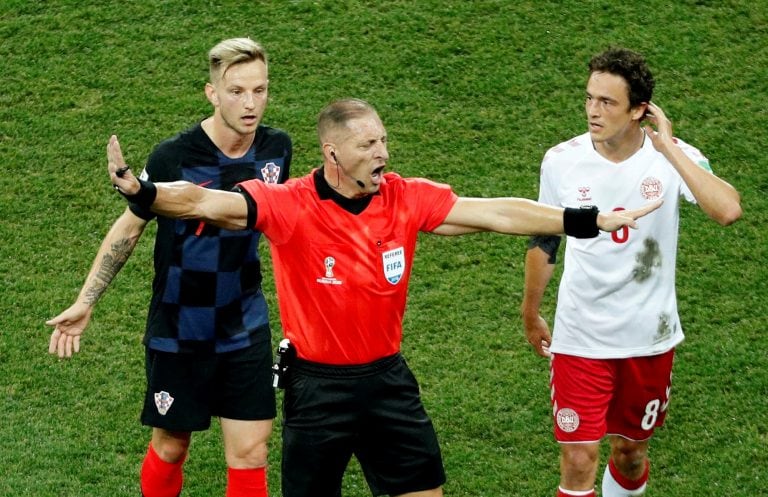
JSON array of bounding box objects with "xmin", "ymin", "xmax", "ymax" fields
[
  {"xmin": 154, "ymin": 391, "xmax": 175, "ymax": 416},
  {"xmin": 382, "ymin": 247, "xmax": 405, "ymax": 285}
]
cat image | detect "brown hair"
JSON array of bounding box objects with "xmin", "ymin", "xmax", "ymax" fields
[{"xmin": 589, "ymin": 47, "xmax": 655, "ymax": 108}]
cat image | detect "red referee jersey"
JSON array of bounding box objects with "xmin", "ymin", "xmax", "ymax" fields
[{"xmin": 238, "ymin": 170, "xmax": 458, "ymax": 365}]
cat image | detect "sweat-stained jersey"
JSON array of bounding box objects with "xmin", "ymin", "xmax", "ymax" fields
[
  {"xmin": 130, "ymin": 123, "xmax": 292, "ymax": 353},
  {"xmin": 538, "ymin": 132, "xmax": 712, "ymax": 359},
  {"xmin": 237, "ymin": 168, "xmax": 458, "ymax": 365}
]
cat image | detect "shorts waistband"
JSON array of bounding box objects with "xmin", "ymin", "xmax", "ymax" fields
[{"xmin": 293, "ymin": 353, "xmax": 402, "ymax": 378}]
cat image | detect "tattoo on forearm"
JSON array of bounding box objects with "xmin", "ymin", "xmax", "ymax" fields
[{"xmin": 83, "ymin": 237, "xmax": 136, "ymax": 305}]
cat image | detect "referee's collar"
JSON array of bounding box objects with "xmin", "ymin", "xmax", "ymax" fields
[{"xmin": 314, "ymin": 168, "xmax": 376, "ymax": 215}]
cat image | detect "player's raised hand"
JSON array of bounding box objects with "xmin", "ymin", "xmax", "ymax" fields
[
  {"xmin": 108, "ymin": 135, "xmax": 140, "ymax": 195},
  {"xmin": 642, "ymin": 102, "xmax": 676, "ymax": 154},
  {"xmin": 597, "ymin": 199, "xmax": 663, "ymax": 233}
]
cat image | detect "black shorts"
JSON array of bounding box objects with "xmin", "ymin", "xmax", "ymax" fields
[
  {"xmin": 141, "ymin": 341, "xmax": 276, "ymax": 432},
  {"xmin": 281, "ymin": 353, "xmax": 446, "ymax": 497}
]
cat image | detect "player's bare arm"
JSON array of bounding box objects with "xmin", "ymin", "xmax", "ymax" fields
[
  {"xmin": 434, "ymin": 196, "xmax": 662, "ymax": 236},
  {"xmin": 108, "ymin": 135, "xmax": 250, "ymax": 230},
  {"xmin": 520, "ymin": 245, "xmax": 557, "ymax": 358},
  {"xmin": 46, "ymin": 208, "xmax": 146, "ymax": 358},
  {"xmin": 643, "ymin": 102, "xmax": 742, "ymax": 226}
]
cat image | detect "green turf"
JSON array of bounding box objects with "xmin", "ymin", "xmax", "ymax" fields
[{"xmin": 1, "ymin": 0, "xmax": 766, "ymax": 495}]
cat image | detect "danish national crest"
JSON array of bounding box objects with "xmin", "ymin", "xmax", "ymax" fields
[
  {"xmin": 556, "ymin": 407, "xmax": 579, "ymax": 433},
  {"xmin": 640, "ymin": 176, "xmax": 662, "ymax": 200}
]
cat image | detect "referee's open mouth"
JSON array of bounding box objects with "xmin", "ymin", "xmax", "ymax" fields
[{"xmin": 371, "ymin": 165, "xmax": 386, "ymax": 185}]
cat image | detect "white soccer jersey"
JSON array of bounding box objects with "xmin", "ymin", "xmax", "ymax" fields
[{"xmin": 539, "ymin": 132, "xmax": 712, "ymax": 359}]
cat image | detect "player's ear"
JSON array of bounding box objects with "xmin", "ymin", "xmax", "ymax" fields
[
  {"xmin": 205, "ymin": 82, "xmax": 219, "ymax": 106},
  {"xmin": 634, "ymin": 102, "xmax": 650, "ymax": 121}
]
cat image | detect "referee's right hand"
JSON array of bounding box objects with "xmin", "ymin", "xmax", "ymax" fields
[{"xmin": 107, "ymin": 135, "xmax": 140, "ymax": 195}]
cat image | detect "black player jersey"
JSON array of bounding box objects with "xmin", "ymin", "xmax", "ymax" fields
[{"xmin": 129, "ymin": 123, "xmax": 291, "ymax": 353}]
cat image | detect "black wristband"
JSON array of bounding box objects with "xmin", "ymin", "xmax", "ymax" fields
[
  {"xmin": 563, "ymin": 206, "xmax": 599, "ymax": 238},
  {"xmin": 119, "ymin": 178, "xmax": 157, "ymax": 209}
]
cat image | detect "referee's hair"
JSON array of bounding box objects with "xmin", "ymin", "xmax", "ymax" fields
[{"xmin": 318, "ymin": 98, "xmax": 379, "ymax": 143}]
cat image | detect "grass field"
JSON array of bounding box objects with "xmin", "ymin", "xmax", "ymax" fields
[{"xmin": 1, "ymin": 1, "xmax": 766, "ymax": 496}]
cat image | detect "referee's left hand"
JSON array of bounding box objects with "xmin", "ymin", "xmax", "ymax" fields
[{"xmin": 597, "ymin": 199, "xmax": 663, "ymax": 232}]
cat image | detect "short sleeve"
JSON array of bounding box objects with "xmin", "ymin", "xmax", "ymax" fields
[{"xmin": 404, "ymin": 177, "xmax": 459, "ymax": 232}]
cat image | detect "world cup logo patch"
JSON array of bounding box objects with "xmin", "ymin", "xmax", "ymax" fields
[
  {"xmin": 154, "ymin": 391, "xmax": 174, "ymax": 416},
  {"xmin": 316, "ymin": 256, "xmax": 342, "ymax": 285},
  {"xmin": 324, "ymin": 256, "xmax": 336, "ymax": 279},
  {"xmin": 556, "ymin": 407, "xmax": 579, "ymax": 433}
]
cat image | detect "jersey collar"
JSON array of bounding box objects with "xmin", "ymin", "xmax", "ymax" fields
[{"xmin": 314, "ymin": 168, "xmax": 375, "ymax": 215}]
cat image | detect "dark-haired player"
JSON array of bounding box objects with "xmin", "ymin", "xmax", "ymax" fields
[{"xmin": 521, "ymin": 47, "xmax": 741, "ymax": 497}]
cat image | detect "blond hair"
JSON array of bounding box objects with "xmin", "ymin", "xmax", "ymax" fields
[{"xmin": 208, "ymin": 38, "xmax": 267, "ymax": 84}]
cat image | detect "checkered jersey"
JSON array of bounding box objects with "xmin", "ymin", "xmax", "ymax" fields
[{"xmin": 130, "ymin": 123, "xmax": 292, "ymax": 353}]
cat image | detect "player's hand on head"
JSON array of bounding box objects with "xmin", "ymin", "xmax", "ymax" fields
[
  {"xmin": 643, "ymin": 102, "xmax": 675, "ymax": 152},
  {"xmin": 108, "ymin": 135, "xmax": 140, "ymax": 195}
]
